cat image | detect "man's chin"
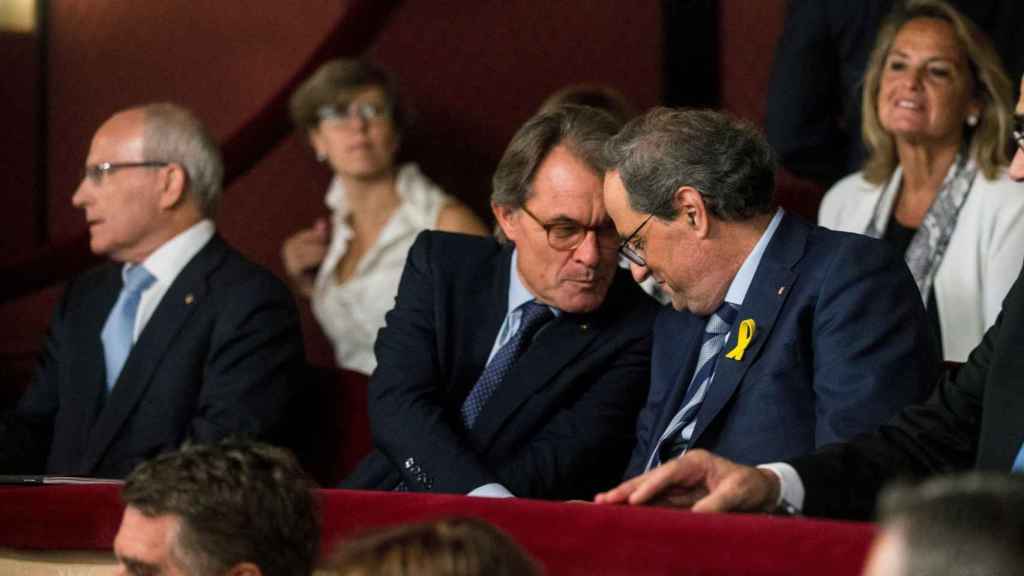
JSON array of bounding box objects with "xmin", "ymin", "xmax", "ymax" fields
[{"xmin": 555, "ymin": 283, "xmax": 612, "ymax": 313}]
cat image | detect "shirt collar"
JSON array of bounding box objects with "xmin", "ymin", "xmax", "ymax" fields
[
  {"xmin": 507, "ymin": 249, "xmax": 561, "ymax": 316},
  {"xmin": 723, "ymin": 208, "xmax": 784, "ymax": 306},
  {"xmin": 132, "ymin": 219, "xmax": 216, "ymax": 286}
]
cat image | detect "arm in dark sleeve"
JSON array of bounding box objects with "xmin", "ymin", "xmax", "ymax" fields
[
  {"xmin": 492, "ymin": 326, "xmax": 653, "ymax": 499},
  {"xmin": 809, "ymin": 236, "xmax": 940, "ymax": 448},
  {"xmin": 190, "ymin": 271, "xmax": 305, "ymax": 445},
  {"xmin": 367, "ymin": 233, "xmax": 500, "ymax": 493},
  {"xmin": 791, "ymin": 251, "xmax": 1005, "ymax": 520}
]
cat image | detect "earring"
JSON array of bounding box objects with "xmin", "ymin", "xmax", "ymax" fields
[
  {"xmin": 966, "ymin": 114, "xmax": 979, "ymax": 127},
  {"xmin": 315, "ymin": 151, "xmax": 327, "ymax": 163}
]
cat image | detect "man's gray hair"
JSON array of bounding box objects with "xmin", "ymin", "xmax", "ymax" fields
[
  {"xmin": 491, "ymin": 105, "xmax": 621, "ymax": 242},
  {"xmin": 140, "ymin": 102, "xmax": 224, "ymax": 217},
  {"xmin": 878, "ymin": 473, "xmax": 1024, "ymax": 576},
  {"xmin": 604, "ymin": 108, "xmax": 775, "ymax": 221}
]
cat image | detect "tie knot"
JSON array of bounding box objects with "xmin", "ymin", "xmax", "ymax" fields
[
  {"xmin": 519, "ymin": 300, "xmax": 554, "ymax": 330},
  {"xmin": 706, "ymin": 302, "xmax": 738, "ymax": 335},
  {"xmin": 122, "ymin": 265, "xmax": 156, "ymax": 294}
]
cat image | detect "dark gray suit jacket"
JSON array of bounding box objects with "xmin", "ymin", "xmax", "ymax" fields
[
  {"xmin": 0, "ymin": 235, "xmax": 304, "ymax": 478},
  {"xmin": 342, "ymin": 231, "xmax": 658, "ymax": 499}
]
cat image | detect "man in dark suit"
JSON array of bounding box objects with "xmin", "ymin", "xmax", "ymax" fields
[
  {"xmin": 342, "ymin": 106, "xmax": 658, "ymax": 500},
  {"xmin": 0, "ymin": 103, "xmax": 303, "ymax": 478},
  {"xmin": 593, "ymin": 89, "xmax": 1024, "ymax": 520},
  {"xmin": 601, "ymin": 109, "xmax": 937, "ymax": 480}
]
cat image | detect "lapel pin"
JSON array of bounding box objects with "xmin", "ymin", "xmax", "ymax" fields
[
  {"xmin": 185, "ymin": 294, "xmax": 194, "ymax": 305},
  {"xmin": 725, "ymin": 319, "xmax": 756, "ymax": 361},
  {"xmin": 777, "ymin": 286, "xmax": 786, "ymax": 296}
]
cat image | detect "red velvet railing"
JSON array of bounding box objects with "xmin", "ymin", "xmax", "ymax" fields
[
  {"xmin": 0, "ymin": 484, "xmax": 876, "ymax": 576},
  {"xmin": 0, "ymin": 0, "xmax": 402, "ymax": 305}
]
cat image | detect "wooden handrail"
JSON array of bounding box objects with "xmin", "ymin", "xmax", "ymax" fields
[{"xmin": 0, "ymin": 0, "xmax": 402, "ymax": 304}]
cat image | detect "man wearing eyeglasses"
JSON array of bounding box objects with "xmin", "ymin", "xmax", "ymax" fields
[
  {"xmin": 595, "ymin": 80, "xmax": 1024, "ymax": 521},
  {"xmin": 598, "ymin": 108, "xmax": 938, "ymax": 487},
  {"xmin": 342, "ymin": 105, "xmax": 658, "ymax": 499},
  {"xmin": 0, "ymin": 103, "xmax": 303, "ymax": 478}
]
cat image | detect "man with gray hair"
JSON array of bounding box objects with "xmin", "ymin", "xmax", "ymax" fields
[
  {"xmin": 0, "ymin": 102, "xmax": 303, "ymax": 478},
  {"xmin": 598, "ymin": 108, "xmax": 938, "ymax": 486},
  {"xmin": 862, "ymin": 474, "xmax": 1024, "ymax": 576},
  {"xmin": 116, "ymin": 439, "xmax": 320, "ymax": 576},
  {"xmin": 343, "ymin": 105, "xmax": 657, "ymax": 499}
]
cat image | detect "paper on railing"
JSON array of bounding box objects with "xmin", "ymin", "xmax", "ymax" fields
[{"xmin": 0, "ymin": 475, "xmax": 123, "ymax": 485}]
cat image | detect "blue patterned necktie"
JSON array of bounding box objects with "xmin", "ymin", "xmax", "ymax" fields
[
  {"xmin": 101, "ymin": 265, "xmax": 156, "ymax": 391},
  {"xmin": 646, "ymin": 301, "xmax": 739, "ymax": 471},
  {"xmin": 461, "ymin": 300, "xmax": 554, "ymax": 429}
]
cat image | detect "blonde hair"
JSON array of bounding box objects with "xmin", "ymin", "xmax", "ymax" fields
[{"xmin": 861, "ymin": 0, "xmax": 1013, "ymax": 184}]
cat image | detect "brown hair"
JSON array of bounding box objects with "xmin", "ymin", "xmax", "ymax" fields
[
  {"xmin": 861, "ymin": 0, "xmax": 1013, "ymax": 183},
  {"xmin": 289, "ymin": 58, "xmax": 406, "ymax": 134},
  {"xmin": 122, "ymin": 440, "xmax": 320, "ymax": 576},
  {"xmin": 328, "ymin": 517, "xmax": 542, "ymax": 576}
]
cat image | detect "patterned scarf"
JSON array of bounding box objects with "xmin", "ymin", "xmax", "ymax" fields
[{"xmin": 864, "ymin": 153, "xmax": 978, "ymax": 305}]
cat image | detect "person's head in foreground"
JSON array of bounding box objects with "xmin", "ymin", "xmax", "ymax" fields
[
  {"xmin": 862, "ymin": 473, "xmax": 1024, "ymax": 576},
  {"xmin": 328, "ymin": 517, "xmax": 542, "ymax": 576},
  {"xmin": 602, "ymin": 107, "xmax": 776, "ymax": 314},
  {"xmin": 114, "ymin": 440, "xmax": 320, "ymax": 576}
]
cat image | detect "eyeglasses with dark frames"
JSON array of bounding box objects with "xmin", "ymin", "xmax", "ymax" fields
[
  {"xmin": 519, "ymin": 204, "xmax": 618, "ymax": 251},
  {"xmin": 317, "ymin": 101, "xmax": 392, "ymax": 126},
  {"xmin": 617, "ymin": 213, "xmax": 655, "ymax": 267},
  {"xmin": 82, "ymin": 161, "xmax": 169, "ymax": 185}
]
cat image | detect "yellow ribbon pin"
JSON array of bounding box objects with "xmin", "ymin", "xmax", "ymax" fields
[{"xmin": 725, "ymin": 319, "xmax": 756, "ymax": 361}]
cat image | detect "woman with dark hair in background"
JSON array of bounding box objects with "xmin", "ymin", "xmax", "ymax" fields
[{"xmin": 282, "ymin": 59, "xmax": 487, "ymax": 375}]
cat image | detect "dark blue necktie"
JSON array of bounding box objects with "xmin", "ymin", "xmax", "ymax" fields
[
  {"xmin": 461, "ymin": 300, "xmax": 554, "ymax": 429},
  {"xmin": 646, "ymin": 301, "xmax": 739, "ymax": 471},
  {"xmin": 101, "ymin": 265, "xmax": 156, "ymax": 391}
]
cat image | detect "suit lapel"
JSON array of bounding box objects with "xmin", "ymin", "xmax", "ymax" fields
[
  {"xmin": 470, "ymin": 310, "xmax": 599, "ymax": 449},
  {"xmin": 650, "ymin": 310, "xmax": 703, "ymax": 447},
  {"xmin": 450, "ymin": 246, "xmax": 511, "ymax": 400},
  {"xmin": 80, "ymin": 236, "xmax": 227, "ymax": 473},
  {"xmin": 64, "ymin": 266, "xmax": 122, "ymax": 463},
  {"xmin": 690, "ymin": 214, "xmax": 805, "ymax": 445}
]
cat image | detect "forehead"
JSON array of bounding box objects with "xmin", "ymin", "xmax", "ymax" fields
[
  {"xmin": 88, "ymin": 110, "xmax": 145, "ymax": 162},
  {"xmin": 527, "ymin": 144, "xmax": 603, "ymax": 217},
  {"xmin": 114, "ymin": 507, "xmax": 181, "ymax": 567},
  {"xmin": 336, "ymin": 85, "xmax": 389, "ymax": 105},
  {"xmin": 890, "ymin": 18, "xmax": 964, "ymax": 61},
  {"xmin": 603, "ymin": 170, "xmax": 645, "ymax": 230}
]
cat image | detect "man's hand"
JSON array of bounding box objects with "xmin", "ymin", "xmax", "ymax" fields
[{"xmin": 594, "ymin": 449, "xmax": 781, "ymax": 513}]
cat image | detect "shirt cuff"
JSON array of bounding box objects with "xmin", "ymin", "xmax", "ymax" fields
[
  {"xmin": 757, "ymin": 463, "xmax": 805, "ymax": 512},
  {"xmin": 467, "ymin": 483, "xmax": 515, "ymax": 498}
]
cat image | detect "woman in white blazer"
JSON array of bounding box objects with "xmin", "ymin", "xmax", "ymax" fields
[{"xmin": 819, "ymin": 0, "xmax": 1024, "ymax": 362}]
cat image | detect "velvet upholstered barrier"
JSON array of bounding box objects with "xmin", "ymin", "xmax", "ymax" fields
[{"xmin": 0, "ymin": 485, "xmax": 875, "ymax": 575}]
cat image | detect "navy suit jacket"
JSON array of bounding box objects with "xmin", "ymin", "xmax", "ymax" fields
[
  {"xmin": 625, "ymin": 213, "xmax": 939, "ymax": 477},
  {"xmin": 0, "ymin": 235, "xmax": 305, "ymax": 478},
  {"xmin": 343, "ymin": 231, "xmax": 658, "ymax": 499},
  {"xmin": 791, "ymin": 258, "xmax": 1024, "ymax": 520}
]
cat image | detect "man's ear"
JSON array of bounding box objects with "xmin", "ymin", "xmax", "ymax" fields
[
  {"xmin": 225, "ymin": 562, "xmax": 262, "ymax": 576},
  {"xmin": 157, "ymin": 163, "xmax": 188, "ymax": 211},
  {"xmin": 673, "ymin": 186, "xmax": 710, "ymax": 238},
  {"xmin": 492, "ymin": 202, "xmax": 521, "ymax": 243}
]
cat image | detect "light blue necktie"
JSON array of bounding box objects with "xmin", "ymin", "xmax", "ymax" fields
[
  {"xmin": 645, "ymin": 302, "xmax": 738, "ymax": 472},
  {"xmin": 1013, "ymin": 441, "xmax": 1024, "ymax": 474},
  {"xmin": 101, "ymin": 265, "xmax": 156, "ymax": 391}
]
